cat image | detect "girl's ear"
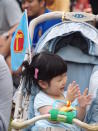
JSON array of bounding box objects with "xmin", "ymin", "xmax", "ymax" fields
[{"xmin": 38, "ymin": 80, "xmax": 48, "ymax": 89}]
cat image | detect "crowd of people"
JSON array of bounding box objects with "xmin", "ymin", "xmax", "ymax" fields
[{"xmin": 0, "ymin": 0, "xmax": 98, "ymax": 131}]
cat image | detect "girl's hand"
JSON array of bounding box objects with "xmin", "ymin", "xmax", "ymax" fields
[
  {"xmin": 78, "ymin": 88, "xmax": 92, "ymax": 109},
  {"xmin": 66, "ymin": 81, "xmax": 80, "ymax": 102}
]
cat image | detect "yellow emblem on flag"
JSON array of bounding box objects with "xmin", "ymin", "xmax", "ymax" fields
[{"xmin": 14, "ymin": 30, "xmax": 24, "ymax": 53}]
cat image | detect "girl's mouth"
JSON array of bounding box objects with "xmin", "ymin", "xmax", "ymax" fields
[{"xmin": 60, "ymin": 87, "xmax": 65, "ymax": 91}]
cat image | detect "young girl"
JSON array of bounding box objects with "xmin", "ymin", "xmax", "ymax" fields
[{"xmin": 23, "ymin": 52, "xmax": 91, "ymax": 130}]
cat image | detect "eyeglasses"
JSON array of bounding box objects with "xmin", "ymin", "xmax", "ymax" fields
[{"xmin": 21, "ymin": 0, "xmax": 33, "ymax": 4}]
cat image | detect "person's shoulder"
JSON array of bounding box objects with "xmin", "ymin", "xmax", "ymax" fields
[
  {"xmin": 34, "ymin": 90, "xmax": 54, "ymax": 110},
  {"xmin": 35, "ymin": 91, "xmax": 48, "ymax": 100},
  {"xmin": 34, "ymin": 91, "xmax": 51, "ymax": 109},
  {"xmin": 34, "ymin": 91, "xmax": 53, "ymax": 105}
]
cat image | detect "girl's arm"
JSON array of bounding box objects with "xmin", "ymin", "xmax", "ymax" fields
[
  {"xmin": 39, "ymin": 105, "xmax": 61, "ymax": 124},
  {"xmin": 39, "ymin": 103, "xmax": 67, "ymax": 115},
  {"xmin": 39, "ymin": 106, "xmax": 53, "ymax": 115}
]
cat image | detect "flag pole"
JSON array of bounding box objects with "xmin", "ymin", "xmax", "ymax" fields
[{"xmin": 25, "ymin": 9, "xmax": 32, "ymax": 63}]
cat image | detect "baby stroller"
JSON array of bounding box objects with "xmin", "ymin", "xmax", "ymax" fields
[{"xmin": 11, "ymin": 12, "xmax": 98, "ymax": 131}]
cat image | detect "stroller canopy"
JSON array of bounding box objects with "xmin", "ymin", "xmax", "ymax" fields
[{"xmin": 35, "ymin": 21, "xmax": 98, "ymax": 64}]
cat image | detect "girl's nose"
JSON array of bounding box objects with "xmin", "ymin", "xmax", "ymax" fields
[{"xmin": 63, "ymin": 76, "xmax": 67, "ymax": 85}]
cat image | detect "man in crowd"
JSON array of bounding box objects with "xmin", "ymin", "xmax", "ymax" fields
[{"xmin": 21, "ymin": 0, "xmax": 61, "ymax": 48}]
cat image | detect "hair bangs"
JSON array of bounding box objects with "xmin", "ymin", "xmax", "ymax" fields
[{"xmin": 37, "ymin": 53, "xmax": 67, "ymax": 81}]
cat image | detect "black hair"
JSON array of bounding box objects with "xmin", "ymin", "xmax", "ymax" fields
[{"xmin": 23, "ymin": 52, "xmax": 67, "ymax": 93}]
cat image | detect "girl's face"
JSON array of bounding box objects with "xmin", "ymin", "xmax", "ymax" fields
[{"xmin": 45, "ymin": 73, "xmax": 67, "ymax": 96}]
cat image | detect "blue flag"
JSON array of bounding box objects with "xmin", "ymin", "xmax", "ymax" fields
[{"xmin": 11, "ymin": 11, "xmax": 31, "ymax": 71}]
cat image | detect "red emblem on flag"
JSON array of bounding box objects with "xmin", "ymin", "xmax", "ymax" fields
[{"xmin": 14, "ymin": 30, "xmax": 24, "ymax": 53}]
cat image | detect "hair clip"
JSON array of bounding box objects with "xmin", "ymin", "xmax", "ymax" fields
[{"xmin": 34, "ymin": 68, "xmax": 39, "ymax": 79}]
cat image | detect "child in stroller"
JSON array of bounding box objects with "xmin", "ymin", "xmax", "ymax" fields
[{"xmin": 23, "ymin": 52, "xmax": 91, "ymax": 131}]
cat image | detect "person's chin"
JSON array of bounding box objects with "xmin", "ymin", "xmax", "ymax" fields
[
  {"xmin": 28, "ymin": 13, "xmax": 33, "ymax": 17},
  {"xmin": 27, "ymin": 10, "xmax": 33, "ymax": 16}
]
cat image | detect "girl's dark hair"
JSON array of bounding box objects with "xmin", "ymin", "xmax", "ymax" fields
[{"xmin": 23, "ymin": 52, "xmax": 67, "ymax": 93}]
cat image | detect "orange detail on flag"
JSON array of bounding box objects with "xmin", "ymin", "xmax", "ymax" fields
[{"xmin": 14, "ymin": 30, "xmax": 24, "ymax": 53}]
